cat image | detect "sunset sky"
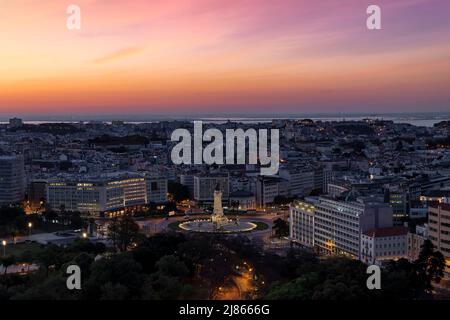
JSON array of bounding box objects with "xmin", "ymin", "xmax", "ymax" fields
[{"xmin": 0, "ymin": 0, "xmax": 449, "ymax": 116}]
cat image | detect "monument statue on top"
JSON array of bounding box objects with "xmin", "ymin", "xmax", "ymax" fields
[
  {"xmin": 211, "ymin": 183, "xmax": 228, "ymax": 229},
  {"xmin": 177, "ymin": 183, "xmax": 259, "ymax": 233}
]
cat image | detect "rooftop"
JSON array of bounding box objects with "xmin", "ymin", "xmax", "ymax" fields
[{"xmin": 363, "ymin": 226, "xmax": 409, "ymax": 238}]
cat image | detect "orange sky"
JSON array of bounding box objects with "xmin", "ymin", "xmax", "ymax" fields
[{"xmin": 1, "ymin": 0, "xmax": 449, "ymax": 115}]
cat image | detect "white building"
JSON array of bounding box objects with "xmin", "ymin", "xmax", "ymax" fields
[
  {"xmin": 279, "ymin": 166, "xmax": 315, "ymax": 197},
  {"xmin": 314, "ymin": 197, "xmax": 393, "ymax": 258},
  {"xmin": 256, "ymin": 176, "xmax": 288, "ymax": 208},
  {"xmin": 47, "ymin": 175, "xmax": 148, "ymax": 214},
  {"xmin": 428, "ymin": 203, "xmax": 450, "ymax": 278},
  {"xmin": 290, "ymin": 200, "xmax": 316, "ymax": 248},
  {"xmin": 360, "ymin": 226, "xmax": 409, "ymax": 265},
  {"xmin": 0, "ymin": 155, "xmax": 25, "ymax": 204}
]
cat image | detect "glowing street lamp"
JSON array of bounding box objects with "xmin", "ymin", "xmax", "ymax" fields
[
  {"xmin": 28, "ymin": 222, "xmax": 33, "ymax": 236},
  {"xmin": 82, "ymin": 232, "xmax": 88, "ymax": 239},
  {"xmin": 2, "ymin": 240, "xmax": 6, "ymax": 256}
]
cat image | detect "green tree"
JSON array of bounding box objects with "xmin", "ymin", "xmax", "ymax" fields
[
  {"xmin": 11, "ymin": 274, "xmax": 78, "ymax": 300},
  {"xmin": 266, "ymin": 273, "xmax": 320, "ymax": 300},
  {"xmin": 383, "ymin": 258, "xmax": 419, "ymax": 299},
  {"xmin": 108, "ymin": 215, "xmax": 140, "ymax": 252},
  {"xmin": 282, "ymin": 249, "xmax": 319, "ymax": 278},
  {"xmin": 100, "ymin": 282, "xmax": 129, "ymax": 300},
  {"xmin": 272, "ymin": 218, "xmax": 289, "ymax": 238},
  {"xmin": 415, "ymin": 240, "xmax": 446, "ymax": 291},
  {"xmin": 37, "ymin": 244, "xmax": 63, "ymax": 277},
  {"xmin": 141, "ymin": 255, "xmax": 190, "ymax": 300},
  {"xmin": 7, "ymin": 227, "xmax": 19, "ymax": 245},
  {"xmin": 1, "ymin": 255, "xmax": 16, "ymax": 275},
  {"xmin": 133, "ymin": 233, "xmax": 186, "ymax": 274},
  {"xmin": 20, "ymin": 249, "xmax": 37, "ymax": 264},
  {"xmin": 155, "ymin": 255, "xmax": 189, "ymax": 278},
  {"xmin": 83, "ymin": 253, "xmax": 143, "ymax": 300}
]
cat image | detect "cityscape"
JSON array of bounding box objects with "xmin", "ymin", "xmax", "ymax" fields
[
  {"xmin": 0, "ymin": 116, "xmax": 449, "ymax": 301},
  {"xmin": 1, "ymin": 0, "xmax": 450, "ymax": 310}
]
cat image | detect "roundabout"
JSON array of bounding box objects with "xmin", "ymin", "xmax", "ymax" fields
[
  {"xmin": 170, "ymin": 184, "xmax": 268, "ymax": 234},
  {"xmin": 178, "ymin": 219, "xmax": 258, "ymax": 234}
]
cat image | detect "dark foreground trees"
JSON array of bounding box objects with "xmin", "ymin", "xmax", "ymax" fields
[
  {"xmin": 265, "ymin": 240, "xmax": 446, "ymax": 300},
  {"xmin": 108, "ymin": 215, "xmax": 140, "ymax": 252},
  {"xmin": 0, "ymin": 232, "xmax": 446, "ymax": 300}
]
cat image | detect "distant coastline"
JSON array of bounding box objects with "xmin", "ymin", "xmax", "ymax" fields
[{"xmin": 1, "ymin": 112, "xmax": 449, "ymax": 127}]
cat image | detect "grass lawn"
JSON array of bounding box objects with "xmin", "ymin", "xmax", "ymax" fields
[
  {"xmin": 168, "ymin": 221, "xmax": 182, "ymax": 231},
  {"xmin": 252, "ymin": 221, "xmax": 269, "ymax": 231},
  {"xmin": 3, "ymin": 242, "xmax": 45, "ymax": 259}
]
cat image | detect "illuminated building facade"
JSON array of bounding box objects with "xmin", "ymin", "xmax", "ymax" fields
[
  {"xmin": 289, "ymin": 200, "xmax": 315, "ymax": 248},
  {"xmin": 314, "ymin": 197, "xmax": 393, "ymax": 258},
  {"xmin": 47, "ymin": 175, "xmax": 152, "ymax": 214},
  {"xmin": 428, "ymin": 203, "xmax": 450, "ymax": 278}
]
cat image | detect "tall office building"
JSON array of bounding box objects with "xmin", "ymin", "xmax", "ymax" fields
[
  {"xmin": 428, "ymin": 203, "xmax": 450, "ymax": 278},
  {"xmin": 289, "ymin": 199, "xmax": 316, "ymax": 248},
  {"xmin": 0, "ymin": 155, "xmax": 25, "ymax": 205},
  {"xmin": 385, "ymin": 189, "xmax": 409, "ymax": 223},
  {"xmin": 314, "ymin": 197, "xmax": 393, "ymax": 258},
  {"xmin": 47, "ymin": 175, "xmax": 147, "ymax": 215}
]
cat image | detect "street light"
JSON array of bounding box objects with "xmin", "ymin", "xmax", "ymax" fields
[
  {"xmin": 28, "ymin": 222, "xmax": 33, "ymax": 236},
  {"xmin": 82, "ymin": 232, "xmax": 88, "ymax": 239},
  {"xmin": 2, "ymin": 240, "xmax": 6, "ymax": 256}
]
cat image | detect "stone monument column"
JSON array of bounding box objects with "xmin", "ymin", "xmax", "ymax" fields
[{"xmin": 211, "ymin": 183, "xmax": 224, "ymax": 226}]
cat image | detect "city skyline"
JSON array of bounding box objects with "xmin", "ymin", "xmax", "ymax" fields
[{"xmin": 1, "ymin": 0, "xmax": 450, "ymax": 115}]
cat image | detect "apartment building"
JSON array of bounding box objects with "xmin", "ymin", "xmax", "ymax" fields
[
  {"xmin": 360, "ymin": 226, "xmax": 408, "ymax": 265},
  {"xmin": 279, "ymin": 165, "xmax": 315, "ymax": 197},
  {"xmin": 47, "ymin": 176, "xmax": 147, "ymax": 214},
  {"xmin": 428, "ymin": 203, "xmax": 450, "ymax": 278},
  {"xmin": 0, "ymin": 155, "xmax": 25, "ymax": 205},
  {"xmin": 289, "ymin": 200, "xmax": 316, "ymax": 248},
  {"xmin": 255, "ymin": 176, "xmax": 288, "ymax": 208},
  {"xmin": 46, "ymin": 173, "xmax": 168, "ymax": 214},
  {"xmin": 314, "ymin": 197, "xmax": 393, "ymax": 258}
]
